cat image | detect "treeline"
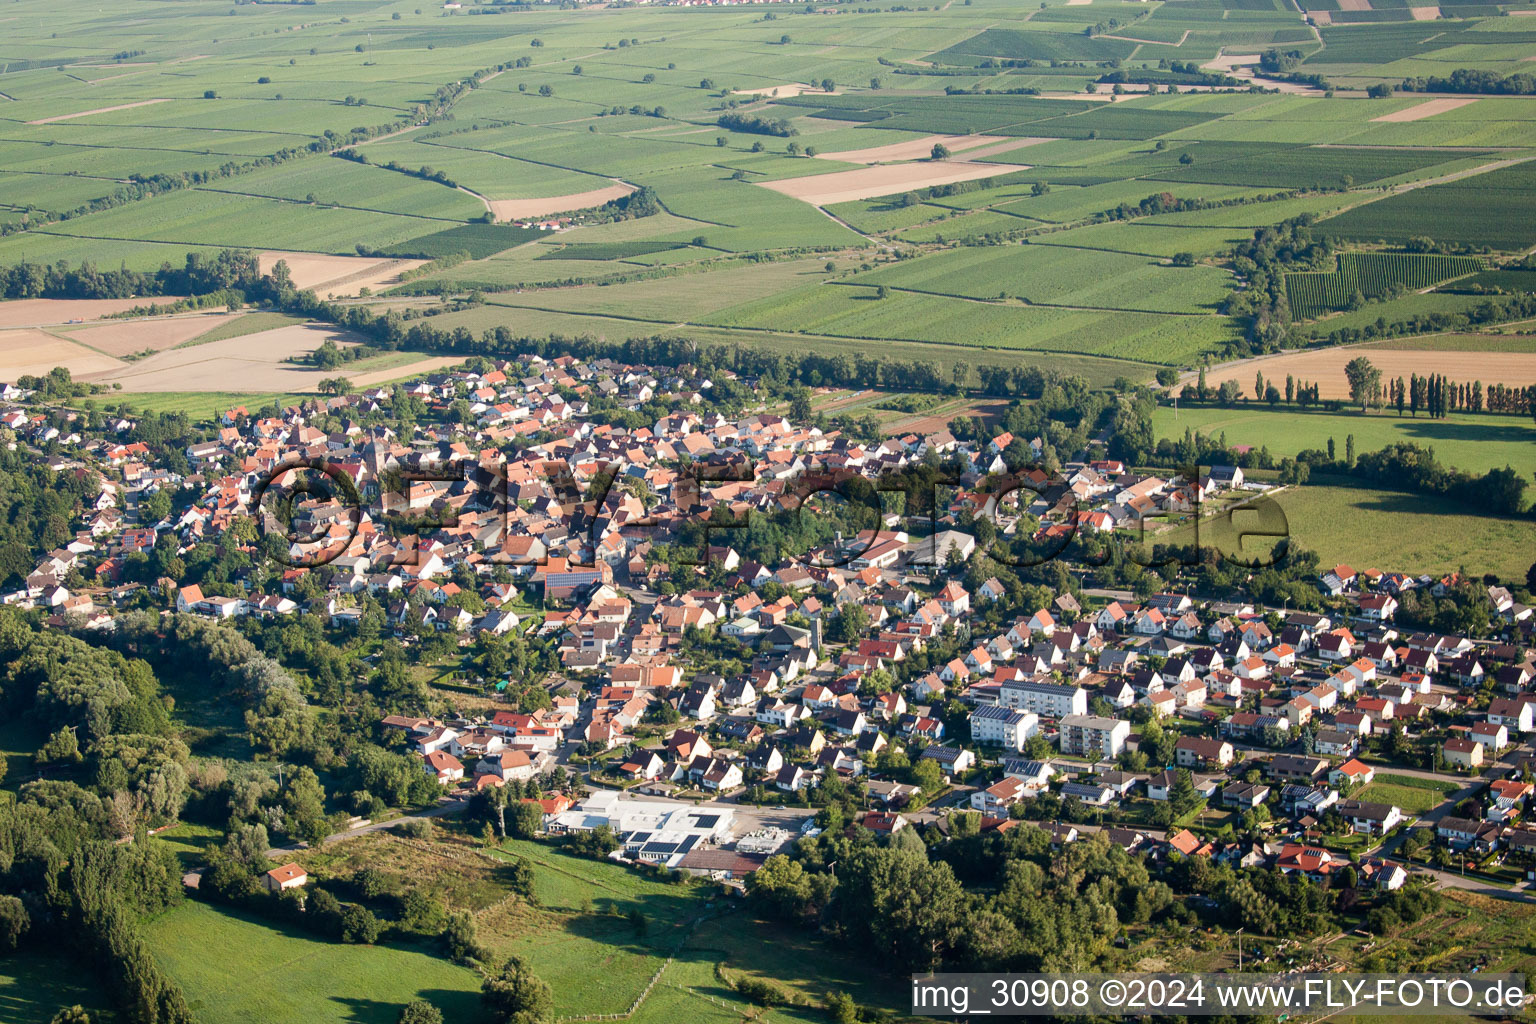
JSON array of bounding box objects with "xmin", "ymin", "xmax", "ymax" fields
[
  {"xmin": 1400, "ymin": 69, "xmax": 1536, "ymax": 95},
  {"xmin": 1400, "ymin": 372, "xmax": 1536, "ymax": 419},
  {"xmin": 747, "ymin": 816, "xmax": 1372, "ymax": 974},
  {"xmin": 0, "ymin": 249, "xmax": 268, "ymax": 301},
  {"xmin": 336, "ymin": 148, "xmax": 458, "ymax": 188},
  {"xmin": 0, "ymin": 610, "xmax": 195, "ymax": 1023},
  {"xmin": 1100, "ymin": 65, "xmax": 1240, "ymax": 88},
  {"xmin": 1338, "ymin": 442, "xmax": 1528, "ymax": 516},
  {"xmin": 717, "ymin": 112, "xmax": 797, "ymax": 137},
  {"xmin": 1308, "ymin": 290, "xmax": 1536, "ymax": 347},
  {"xmin": 1222, "ymin": 215, "xmax": 1335, "ymax": 353},
  {"xmin": 269, "ymin": 277, "xmax": 1069, "ymax": 397}
]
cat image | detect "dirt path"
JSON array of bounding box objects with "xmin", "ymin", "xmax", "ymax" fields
[
  {"xmin": 1100, "ymin": 30, "xmax": 1190, "ymax": 46},
  {"xmin": 27, "ymin": 98, "xmax": 172, "ymax": 123}
]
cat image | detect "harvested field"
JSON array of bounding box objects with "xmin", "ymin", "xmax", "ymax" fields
[
  {"xmin": 0, "ymin": 329, "xmax": 123, "ymax": 378},
  {"xmin": 1372, "ymin": 99, "xmax": 1479, "ymax": 123},
  {"xmin": 82, "ymin": 322, "xmax": 365, "ymax": 392},
  {"xmin": 484, "ymin": 183, "xmax": 634, "ymax": 222},
  {"xmin": 1336, "ymin": 0, "xmax": 1370, "ymax": 10},
  {"xmin": 26, "ymin": 98, "xmax": 172, "ymax": 124},
  {"xmin": 257, "ymin": 253, "xmax": 425, "ymax": 299},
  {"xmin": 60, "ymin": 313, "xmax": 239, "ymax": 358},
  {"xmin": 760, "ymin": 160, "xmax": 1029, "ymax": 206},
  {"xmin": 885, "ymin": 397, "xmax": 1008, "ymax": 437},
  {"xmin": 348, "ymin": 356, "xmax": 465, "ymax": 387},
  {"xmin": 0, "ymin": 296, "xmax": 189, "ymax": 328},
  {"xmin": 1202, "ymin": 344, "xmax": 1536, "ymax": 400},
  {"xmin": 818, "ymin": 135, "xmax": 1009, "ymax": 164},
  {"xmin": 732, "ymin": 83, "xmax": 839, "ymax": 98},
  {"xmin": 1410, "ymin": 7, "xmax": 1439, "ymax": 20}
]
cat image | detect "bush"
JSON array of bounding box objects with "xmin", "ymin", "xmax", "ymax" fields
[
  {"xmin": 735, "ymin": 978, "xmax": 780, "ymax": 1006},
  {"xmin": 340, "ymin": 903, "xmax": 382, "ymax": 944},
  {"xmin": 399, "ymin": 1001, "xmax": 444, "ymax": 1024},
  {"xmin": 397, "ymin": 818, "xmax": 433, "ymax": 840}
]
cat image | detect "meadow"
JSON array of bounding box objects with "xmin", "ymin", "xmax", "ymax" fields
[
  {"xmin": 0, "ymin": 952, "xmax": 114, "ymax": 1024},
  {"xmin": 1150, "ymin": 404, "xmax": 1536, "ymax": 480},
  {"xmin": 1272, "ymin": 482, "xmax": 1536, "ymax": 580},
  {"xmin": 144, "ymin": 901, "xmax": 488, "ymax": 1024}
]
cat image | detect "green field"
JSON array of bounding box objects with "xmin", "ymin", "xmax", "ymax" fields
[
  {"xmin": 1272, "ymin": 483, "xmax": 1536, "ymax": 579},
  {"xmin": 0, "ymin": 952, "xmax": 115, "ymax": 1024},
  {"xmin": 1151, "ymin": 405, "xmax": 1536, "ymax": 480},
  {"xmin": 1317, "ymin": 162, "xmax": 1536, "ymax": 251},
  {"xmin": 1357, "ymin": 782, "xmax": 1453, "ymax": 816},
  {"xmin": 144, "ymin": 901, "xmax": 487, "ymax": 1024}
]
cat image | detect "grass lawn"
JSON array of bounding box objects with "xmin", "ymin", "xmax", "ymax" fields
[
  {"xmin": 1151, "ymin": 405, "xmax": 1536, "ymax": 481},
  {"xmin": 143, "ymin": 901, "xmax": 487, "ymax": 1024},
  {"xmin": 107, "ymin": 391, "xmax": 312, "ymax": 418},
  {"xmin": 0, "ymin": 716, "xmax": 35, "ymax": 792},
  {"xmin": 0, "ymin": 952, "xmax": 115, "ymax": 1024},
  {"xmin": 1376, "ymin": 773, "xmax": 1458, "ymax": 793},
  {"xmin": 1270, "ymin": 483, "xmax": 1536, "ymax": 580},
  {"xmin": 1357, "ymin": 782, "xmax": 1449, "ymax": 816},
  {"xmin": 152, "ymin": 822, "xmax": 224, "ymax": 870}
]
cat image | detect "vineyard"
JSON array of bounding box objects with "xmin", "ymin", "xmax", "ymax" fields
[
  {"xmin": 1285, "ymin": 253, "xmax": 1485, "ymax": 319},
  {"xmin": 535, "ymin": 242, "xmax": 688, "ymax": 261}
]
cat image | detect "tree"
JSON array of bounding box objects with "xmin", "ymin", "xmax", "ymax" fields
[
  {"xmin": 341, "ymin": 903, "xmax": 382, "ymax": 944},
  {"xmin": 282, "ymin": 766, "xmax": 330, "ymax": 845},
  {"xmin": 482, "ymin": 956, "xmax": 554, "ymax": 1024},
  {"xmin": 1344, "ymin": 356, "xmax": 1382, "ymax": 412},
  {"xmin": 48, "ymin": 1010, "xmax": 96, "ymax": 1024},
  {"xmin": 826, "ymin": 992, "xmax": 859, "ymax": 1024},
  {"xmin": 37, "ymin": 725, "xmax": 82, "ymax": 765},
  {"xmin": 399, "ymin": 1001, "xmax": 444, "ymax": 1024},
  {"xmin": 0, "ymin": 895, "xmax": 27, "ymax": 952},
  {"xmin": 538, "ymin": 85, "xmax": 553, "ymax": 98},
  {"xmin": 510, "ymin": 799, "xmax": 544, "ymax": 839},
  {"xmin": 1169, "ymin": 768, "xmax": 1199, "ymax": 818},
  {"xmin": 789, "ymin": 386, "xmax": 814, "ymax": 423},
  {"xmin": 930, "ymin": 143, "xmax": 951, "ymax": 161}
]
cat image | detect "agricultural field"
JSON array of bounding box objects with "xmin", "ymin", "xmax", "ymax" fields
[
  {"xmin": 849, "ymin": 243, "xmax": 1234, "ymax": 314},
  {"xmin": 0, "ymin": 0, "xmax": 1530, "ymax": 386},
  {"xmin": 1316, "ymin": 161, "xmax": 1536, "ymax": 250},
  {"xmin": 1285, "ymin": 253, "xmax": 1486, "ymax": 320}
]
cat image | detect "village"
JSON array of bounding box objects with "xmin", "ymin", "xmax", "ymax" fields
[{"xmin": 8, "ymin": 349, "xmax": 1536, "ymax": 909}]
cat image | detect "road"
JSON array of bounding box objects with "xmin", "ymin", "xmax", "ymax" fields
[{"xmin": 265, "ymin": 794, "xmax": 470, "ymax": 859}]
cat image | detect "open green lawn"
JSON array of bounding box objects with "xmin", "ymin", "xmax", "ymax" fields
[
  {"xmin": 0, "ymin": 952, "xmax": 115, "ymax": 1024},
  {"xmin": 1357, "ymin": 782, "xmax": 1452, "ymax": 816},
  {"xmin": 105, "ymin": 392, "xmax": 313, "ymax": 418},
  {"xmin": 1151, "ymin": 405, "xmax": 1536, "ymax": 481},
  {"xmin": 144, "ymin": 901, "xmax": 488, "ymax": 1024},
  {"xmin": 1272, "ymin": 483, "xmax": 1536, "ymax": 580},
  {"xmin": 152, "ymin": 822, "xmax": 225, "ymax": 871}
]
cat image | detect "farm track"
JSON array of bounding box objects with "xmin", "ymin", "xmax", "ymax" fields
[
  {"xmin": 830, "ymin": 280, "xmax": 1224, "ymax": 318},
  {"xmin": 194, "ymin": 186, "xmax": 466, "ymax": 224}
]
